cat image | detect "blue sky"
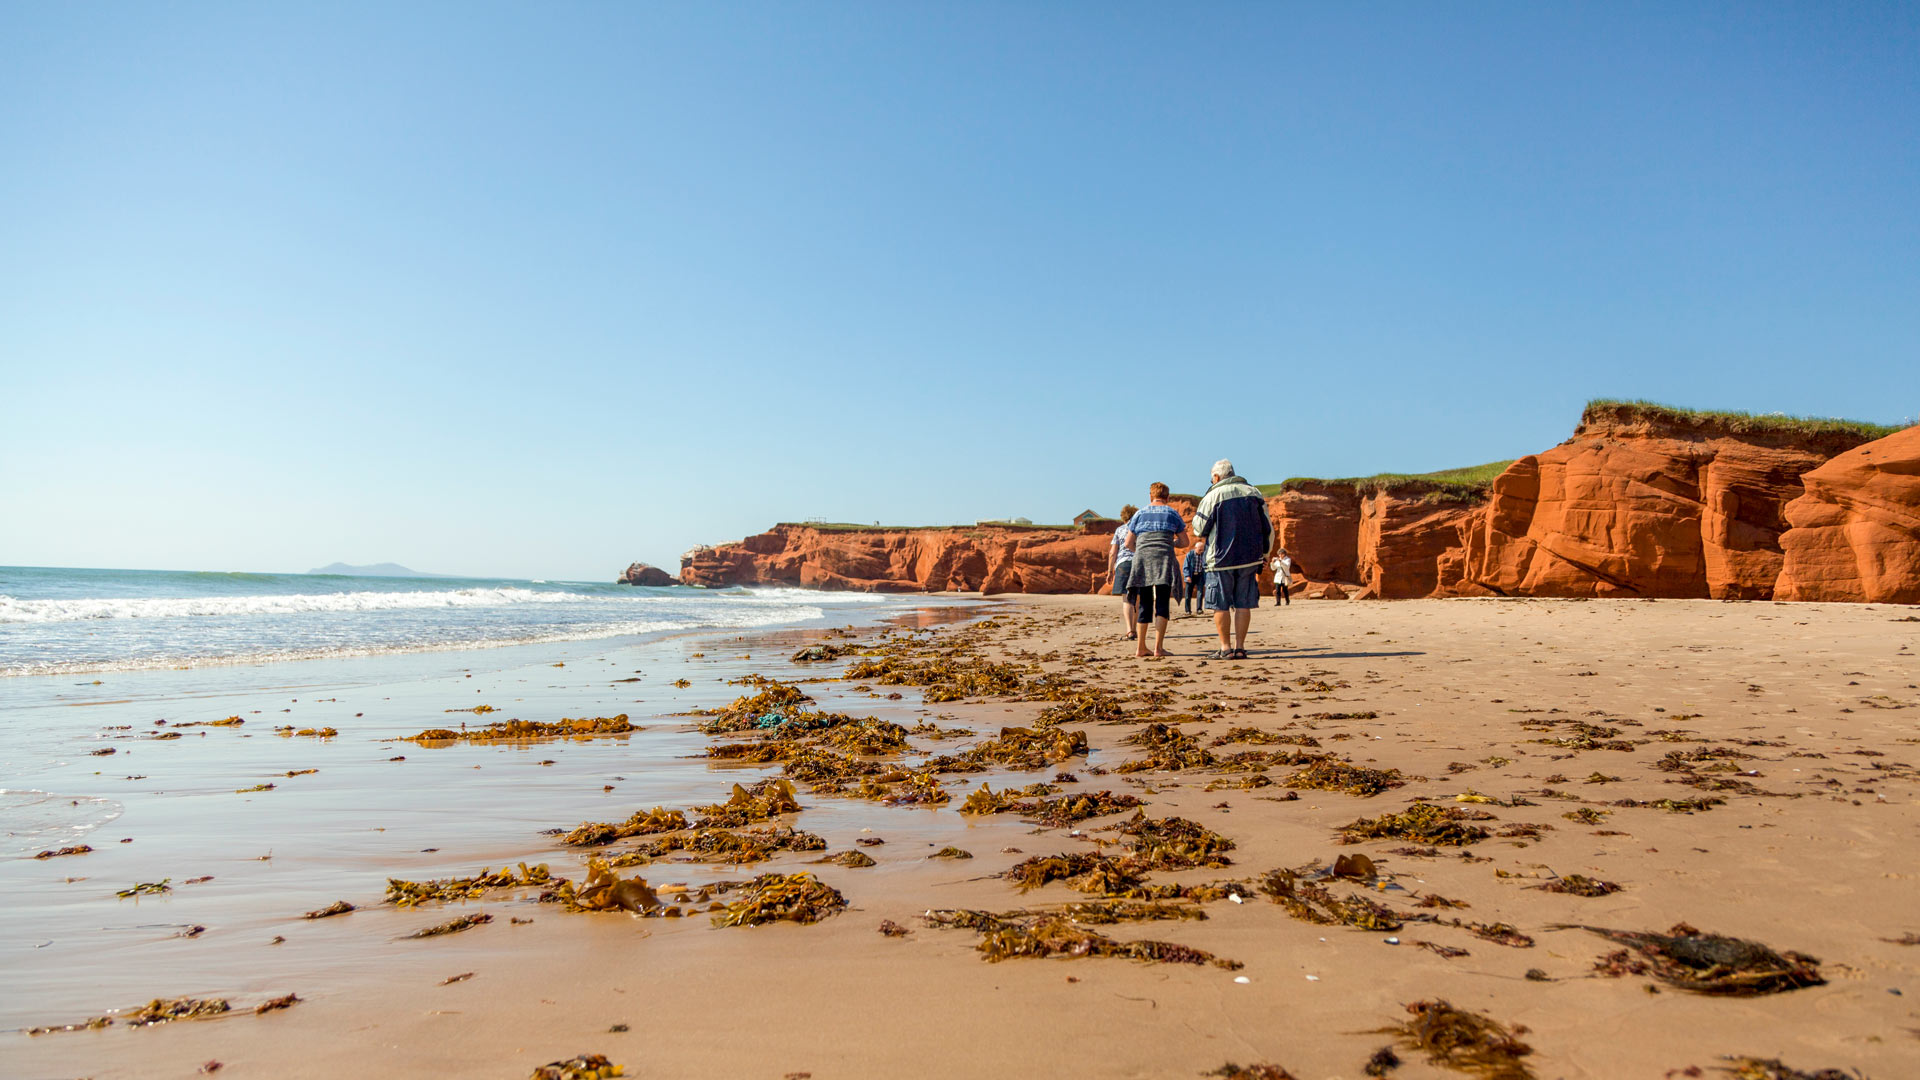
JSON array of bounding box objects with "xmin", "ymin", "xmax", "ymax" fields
[{"xmin": 3, "ymin": 2, "xmax": 1915, "ymax": 581}]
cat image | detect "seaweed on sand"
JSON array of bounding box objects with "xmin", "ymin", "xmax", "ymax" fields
[
  {"xmin": 559, "ymin": 807, "xmax": 690, "ymax": 847},
  {"xmin": 854, "ymin": 769, "xmax": 952, "ymax": 806},
  {"xmin": 1108, "ymin": 810, "xmax": 1236, "ymax": 869},
  {"xmin": 814, "ymin": 850, "xmax": 876, "ymax": 868},
  {"xmin": 818, "ymin": 717, "xmax": 913, "ymax": 756},
  {"xmin": 1211, "ymin": 727, "xmax": 1321, "ymax": 748},
  {"xmin": 1719, "ymin": 1057, "xmax": 1855, "ymax": 1080},
  {"xmin": 954, "ymin": 726, "xmax": 1089, "ymax": 769},
  {"xmin": 958, "ymin": 784, "xmax": 1144, "ymax": 826},
  {"xmin": 780, "ymin": 746, "xmax": 891, "ymax": 788},
  {"xmin": 842, "ymin": 655, "xmax": 1029, "ymax": 702},
  {"xmin": 545, "ymin": 859, "xmax": 661, "ymax": 914},
  {"xmin": 1204, "ymin": 1064, "xmax": 1298, "ymax": 1079},
  {"xmin": 1115, "ymin": 723, "xmax": 1218, "ymax": 773},
  {"xmin": 694, "ymin": 678, "xmax": 814, "ymax": 734},
  {"xmin": 403, "ymin": 715, "xmax": 636, "ymax": 744},
  {"xmin": 1340, "ymin": 805, "xmax": 1490, "ymax": 846},
  {"xmin": 623, "ymin": 826, "xmax": 826, "ymax": 864},
  {"xmin": 406, "ymin": 913, "xmax": 493, "ymax": 938},
  {"xmin": 1259, "ymin": 870, "xmax": 1405, "ymax": 932},
  {"xmin": 1036, "ymin": 688, "xmax": 1130, "ymax": 725},
  {"xmin": 1285, "ymin": 759, "xmax": 1408, "ymax": 797},
  {"xmin": 1533, "ymin": 874, "xmax": 1620, "ymax": 897},
  {"xmin": 1004, "ymin": 852, "xmax": 1148, "ymax": 896},
  {"xmin": 976, "ymin": 914, "xmax": 1241, "ymax": 968},
  {"xmin": 117, "ymin": 879, "xmax": 171, "ymax": 897},
  {"xmin": 387, "ymin": 863, "xmax": 554, "ymax": 906},
  {"xmin": 692, "ymin": 779, "xmax": 802, "ymax": 828},
  {"xmin": 35, "ymin": 845, "xmax": 92, "ymax": 859},
  {"xmin": 127, "ymin": 998, "xmax": 233, "ymax": 1026},
  {"xmin": 1560, "ymin": 922, "xmax": 1824, "ymax": 995},
  {"xmin": 530, "ymin": 1052, "xmax": 625, "ymax": 1079},
  {"xmin": 1375, "ymin": 999, "xmax": 1534, "ymax": 1080},
  {"xmin": 303, "ymin": 900, "xmax": 354, "ymax": 919},
  {"xmin": 710, "ymin": 872, "xmax": 845, "ymax": 927}
]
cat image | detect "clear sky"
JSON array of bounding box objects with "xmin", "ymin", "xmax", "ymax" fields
[{"xmin": 3, "ymin": 3, "xmax": 1915, "ymax": 581}]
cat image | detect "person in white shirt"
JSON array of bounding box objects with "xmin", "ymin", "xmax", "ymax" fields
[
  {"xmin": 1270, "ymin": 549, "xmax": 1293, "ymax": 607},
  {"xmin": 1110, "ymin": 504, "xmax": 1139, "ymax": 639}
]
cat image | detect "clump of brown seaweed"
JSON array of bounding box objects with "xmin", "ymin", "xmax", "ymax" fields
[
  {"xmin": 692, "ymin": 779, "xmax": 802, "ymax": 827},
  {"xmin": 1375, "ymin": 999, "xmax": 1535, "ymax": 1080},
  {"xmin": 1719, "ymin": 1057, "xmax": 1854, "ymax": 1080},
  {"xmin": 1108, "ymin": 810, "xmax": 1235, "ymax": 869},
  {"xmin": 973, "ymin": 913, "xmax": 1241, "ymax": 968},
  {"xmin": 1563, "ymin": 922, "xmax": 1824, "ymax": 994},
  {"xmin": 1259, "ymin": 869, "xmax": 1406, "ymax": 931},
  {"xmin": 128, "ymin": 998, "xmax": 234, "ymax": 1026},
  {"xmin": 404, "ymin": 715, "xmax": 635, "ymax": 744},
  {"xmin": 387, "ymin": 863, "xmax": 554, "ymax": 906},
  {"xmin": 529, "ymin": 1053, "xmax": 625, "ymax": 1079},
  {"xmin": 407, "ymin": 913, "xmax": 493, "ymax": 938},
  {"xmin": 1204, "ymin": 1064, "xmax": 1298, "ymax": 1079},
  {"xmin": 1115, "ymin": 723, "xmax": 1218, "ymax": 772},
  {"xmin": 544, "ymin": 859, "xmax": 661, "ymax": 913},
  {"xmin": 1286, "ymin": 758, "xmax": 1408, "ymax": 797},
  {"xmin": 1534, "ymin": 874, "xmax": 1620, "ymax": 897},
  {"xmin": 1340, "ymin": 804, "xmax": 1490, "ymax": 846},
  {"xmin": 710, "ymin": 872, "xmax": 846, "ymax": 927},
  {"xmin": 34, "ymin": 845, "xmax": 92, "ymax": 860},
  {"xmin": 560, "ymin": 806, "xmax": 690, "ymax": 847}
]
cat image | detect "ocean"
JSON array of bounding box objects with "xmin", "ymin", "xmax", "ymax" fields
[{"xmin": 0, "ymin": 565, "xmax": 892, "ymax": 678}]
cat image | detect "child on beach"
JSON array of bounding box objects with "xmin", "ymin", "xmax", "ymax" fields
[{"xmin": 1111, "ymin": 504, "xmax": 1138, "ymax": 639}]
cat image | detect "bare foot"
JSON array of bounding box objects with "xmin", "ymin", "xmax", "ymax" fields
[
  {"xmin": 1135, "ymin": 649, "xmax": 1150, "ymax": 659},
  {"xmin": 1155, "ymin": 648, "xmax": 1171, "ymax": 658}
]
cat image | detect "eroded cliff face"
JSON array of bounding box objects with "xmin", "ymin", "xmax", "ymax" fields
[
  {"xmin": 671, "ymin": 410, "xmax": 1916, "ymax": 601},
  {"xmin": 680, "ymin": 524, "xmax": 1113, "ymax": 594},
  {"xmin": 1774, "ymin": 425, "xmax": 1920, "ymax": 604},
  {"xmin": 1461, "ymin": 406, "xmax": 1875, "ymax": 599}
]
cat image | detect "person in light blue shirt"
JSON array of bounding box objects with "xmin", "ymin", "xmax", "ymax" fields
[
  {"xmin": 1109, "ymin": 503, "xmax": 1138, "ymax": 640},
  {"xmin": 1122, "ymin": 483, "xmax": 1192, "ymax": 658}
]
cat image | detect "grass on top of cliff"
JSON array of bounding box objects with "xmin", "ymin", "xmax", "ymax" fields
[
  {"xmin": 1259, "ymin": 460, "xmax": 1514, "ymax": 503},
  {"xmin": 1584, "ymin": 399, "xmax": 1909, "ymax": 441}
]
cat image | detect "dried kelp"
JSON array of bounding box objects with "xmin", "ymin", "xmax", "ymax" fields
[
  {"xmin": 34, "ymin": 845, "xmax": 92, "ymax": 859},
  {"xmin": 304, "ymin": 900, "xmax": 354, "ymax": 919},
  {"xmin": 407, "ymin": 913, "xmax": 493, "ymax": 938},
  {"xmin": 127, "ymin": 998, "xmax": 232, "ymax": 1026},
  {"xmin": 253, "ymin": 993, "xmax": 299, "ymax": 1014},
  {"xmin": 560, "ymin": 806, "xmax": 690, "ymax": 847},
  {"xmin": 1004, "ymin": 852, "xmax": 1147, "ymax": 896},
  {"xmin": 1211, "ymin": 727, "xmax": 1321, "ymax": 748},
  {"xmin": 781, "ymin": 747, "xmax": 890, "ymax": 788},
  {"xmin": 710, "ymin": 872, "xmax": 846, "ymax": 927},
  {"xmin": 861, "ymin": 769, "xmax": 952, "ymax": 807},
  {"xmin": 815, "ymin": 850, "xmax": 876, "ymax": 868},
  {"xmin": 1719, "ymin": 1057, "xmax": 1854, "ymax": 1080},
  {"xmin": 978, "ymin": 914, "xmax": 1241, "ymax": 968},
  {"xmin": 1340, "ymin": 804, "xmax": 1490, "ymax": 846},
  {"xmin": 117, "ymin": 879, "xmax": 171, "ymax": 897},
  {"xmin": 529, "ymin": 1053, "xmax": 625, "ymax": 1080},
  {"xmin": 1376, "ymin": 999, "xmax": 1534, "ymax": 1080},
  {"xmin": 1286, "ymin": 759, "xmax": 1408, "ymax": 797},
  {"xmin": 692, "ymin": 779, "xmax": 801, "ymax": 827},
  {"xmin": 1205, "ymin": 1065, "xmax": 1298, "ymax": 1080},
  {"xmin": 1260, "ymin": 870, "xmax": 1405, "ymax": 931},
  {"xmin": 1561, "ymin": 922, "xmax": 1824, "ymax": 995},
  {"xmin": 1534, "ymin": 874, "xmax": 1620, "ymax": 897},
  {"xmin": 929, "ymin": 847, "xmax": 973, "ymax": 859},
  {"xmin": 1109, "ymin": 811, "xmax": 1235, "ymax": 869},
  {"xmin": 404, "ymin": 715, "xmax": 635, "ymax": 744},
  {"xmin": 1561, "ymin": 808, "xmax": 1609, "ymax": 825},
  {"xmin": 818, "ymin": 717, "xmax": 913, "ymax": 756},
  {"xmin": 387, "ymin": 863, "xmax": 554, "ymax": 906}
]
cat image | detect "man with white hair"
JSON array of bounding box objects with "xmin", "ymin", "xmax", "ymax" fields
[{"xmin": 1191, "ymin": 458, "xmax": 1275, "ymax": 659}]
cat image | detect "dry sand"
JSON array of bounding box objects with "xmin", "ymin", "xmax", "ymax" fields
[{"xmin": 9, "ymin": 595, "xmax": 1919, "ymax": 1080}]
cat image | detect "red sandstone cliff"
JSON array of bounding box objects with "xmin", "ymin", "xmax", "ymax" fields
[
  {"xmin": 671, "ymin": 407, "xmax": 1916, "ymax": 602},
  {"xmin": 680, "ymin": 523, "xmax": 1116, "ymax": 594},
  {"xmin": 1774, "ymin": 424, "xmax": 1920, "ymax": 604},
  {"xmin": 1460, "ymin": 404, "xmax": 1880, "ymax": 599}
]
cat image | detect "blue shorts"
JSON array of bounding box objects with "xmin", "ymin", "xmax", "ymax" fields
[
  {"xmin": 1205, "ymin": 566, "xmax": 1261, "ymax": 610},
  {"xmin": 1111, "ymin": 560, "xmax": 1133, "ymax": 596}
]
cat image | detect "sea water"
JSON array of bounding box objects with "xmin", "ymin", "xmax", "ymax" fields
[{"xmin": 0, "ymin": 565, "xmax": 889, "ymax": 678}]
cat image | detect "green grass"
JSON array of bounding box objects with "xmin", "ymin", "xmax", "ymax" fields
[
  {"xmin": 1258, "ymin": 460, "xmax": 1517, "ymax": 502},
  {"xmin": 1584, "ymin": 399, "xmax": 1907, "ymax": 441}
]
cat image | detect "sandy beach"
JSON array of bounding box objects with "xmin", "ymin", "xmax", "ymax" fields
[{"xmin": 7, "ymin": 595, "xmax": 1918, "ymax": 1080}]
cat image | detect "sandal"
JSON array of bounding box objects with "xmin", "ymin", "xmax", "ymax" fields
[
  {"xmin": 1207, "ymin": 649, "xmax": 1233, "ymax": 660},
  {"xmin": 1230, "ymin": 648, "xmax": 1248, "ymax": 660}
]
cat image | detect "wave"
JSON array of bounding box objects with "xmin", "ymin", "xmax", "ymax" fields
[{"xmin": 0, "ymin": 587, "xmax": 600, "ymax": 624}]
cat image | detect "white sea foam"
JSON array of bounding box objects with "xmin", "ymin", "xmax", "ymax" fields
[{"xmin": 0, "ymin": 587, "xmax": 598, "ymax": 623}]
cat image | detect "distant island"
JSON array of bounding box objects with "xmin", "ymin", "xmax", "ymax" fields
[{"xmin": 306, "ymin": 562, "xmax": 453, "ymax": 578}]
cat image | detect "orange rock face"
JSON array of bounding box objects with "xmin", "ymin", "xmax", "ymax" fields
[
  {"xmin": 1357, "ymin": 494, "xmax": 1477, "ymax": 600},
  {"xmin": 680, "ymin": 524, "xmax": 1114, "ymax": 594},
  {"xmin": 1462, "ymin": 406, "xmax": 1876, "ymax": 600},
  {"xmin": 1268, "ymin": 484, "xmax": 1360, "ymax": 583},
  {"xmin": 1774, "ymin": 425, "xmax": 1920, "ymax": 604}
]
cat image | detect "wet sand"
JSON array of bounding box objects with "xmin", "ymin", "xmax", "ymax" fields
[{"xmin": 7, "ymin": 596, "xmax": 1919, "ymax": 1079}]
